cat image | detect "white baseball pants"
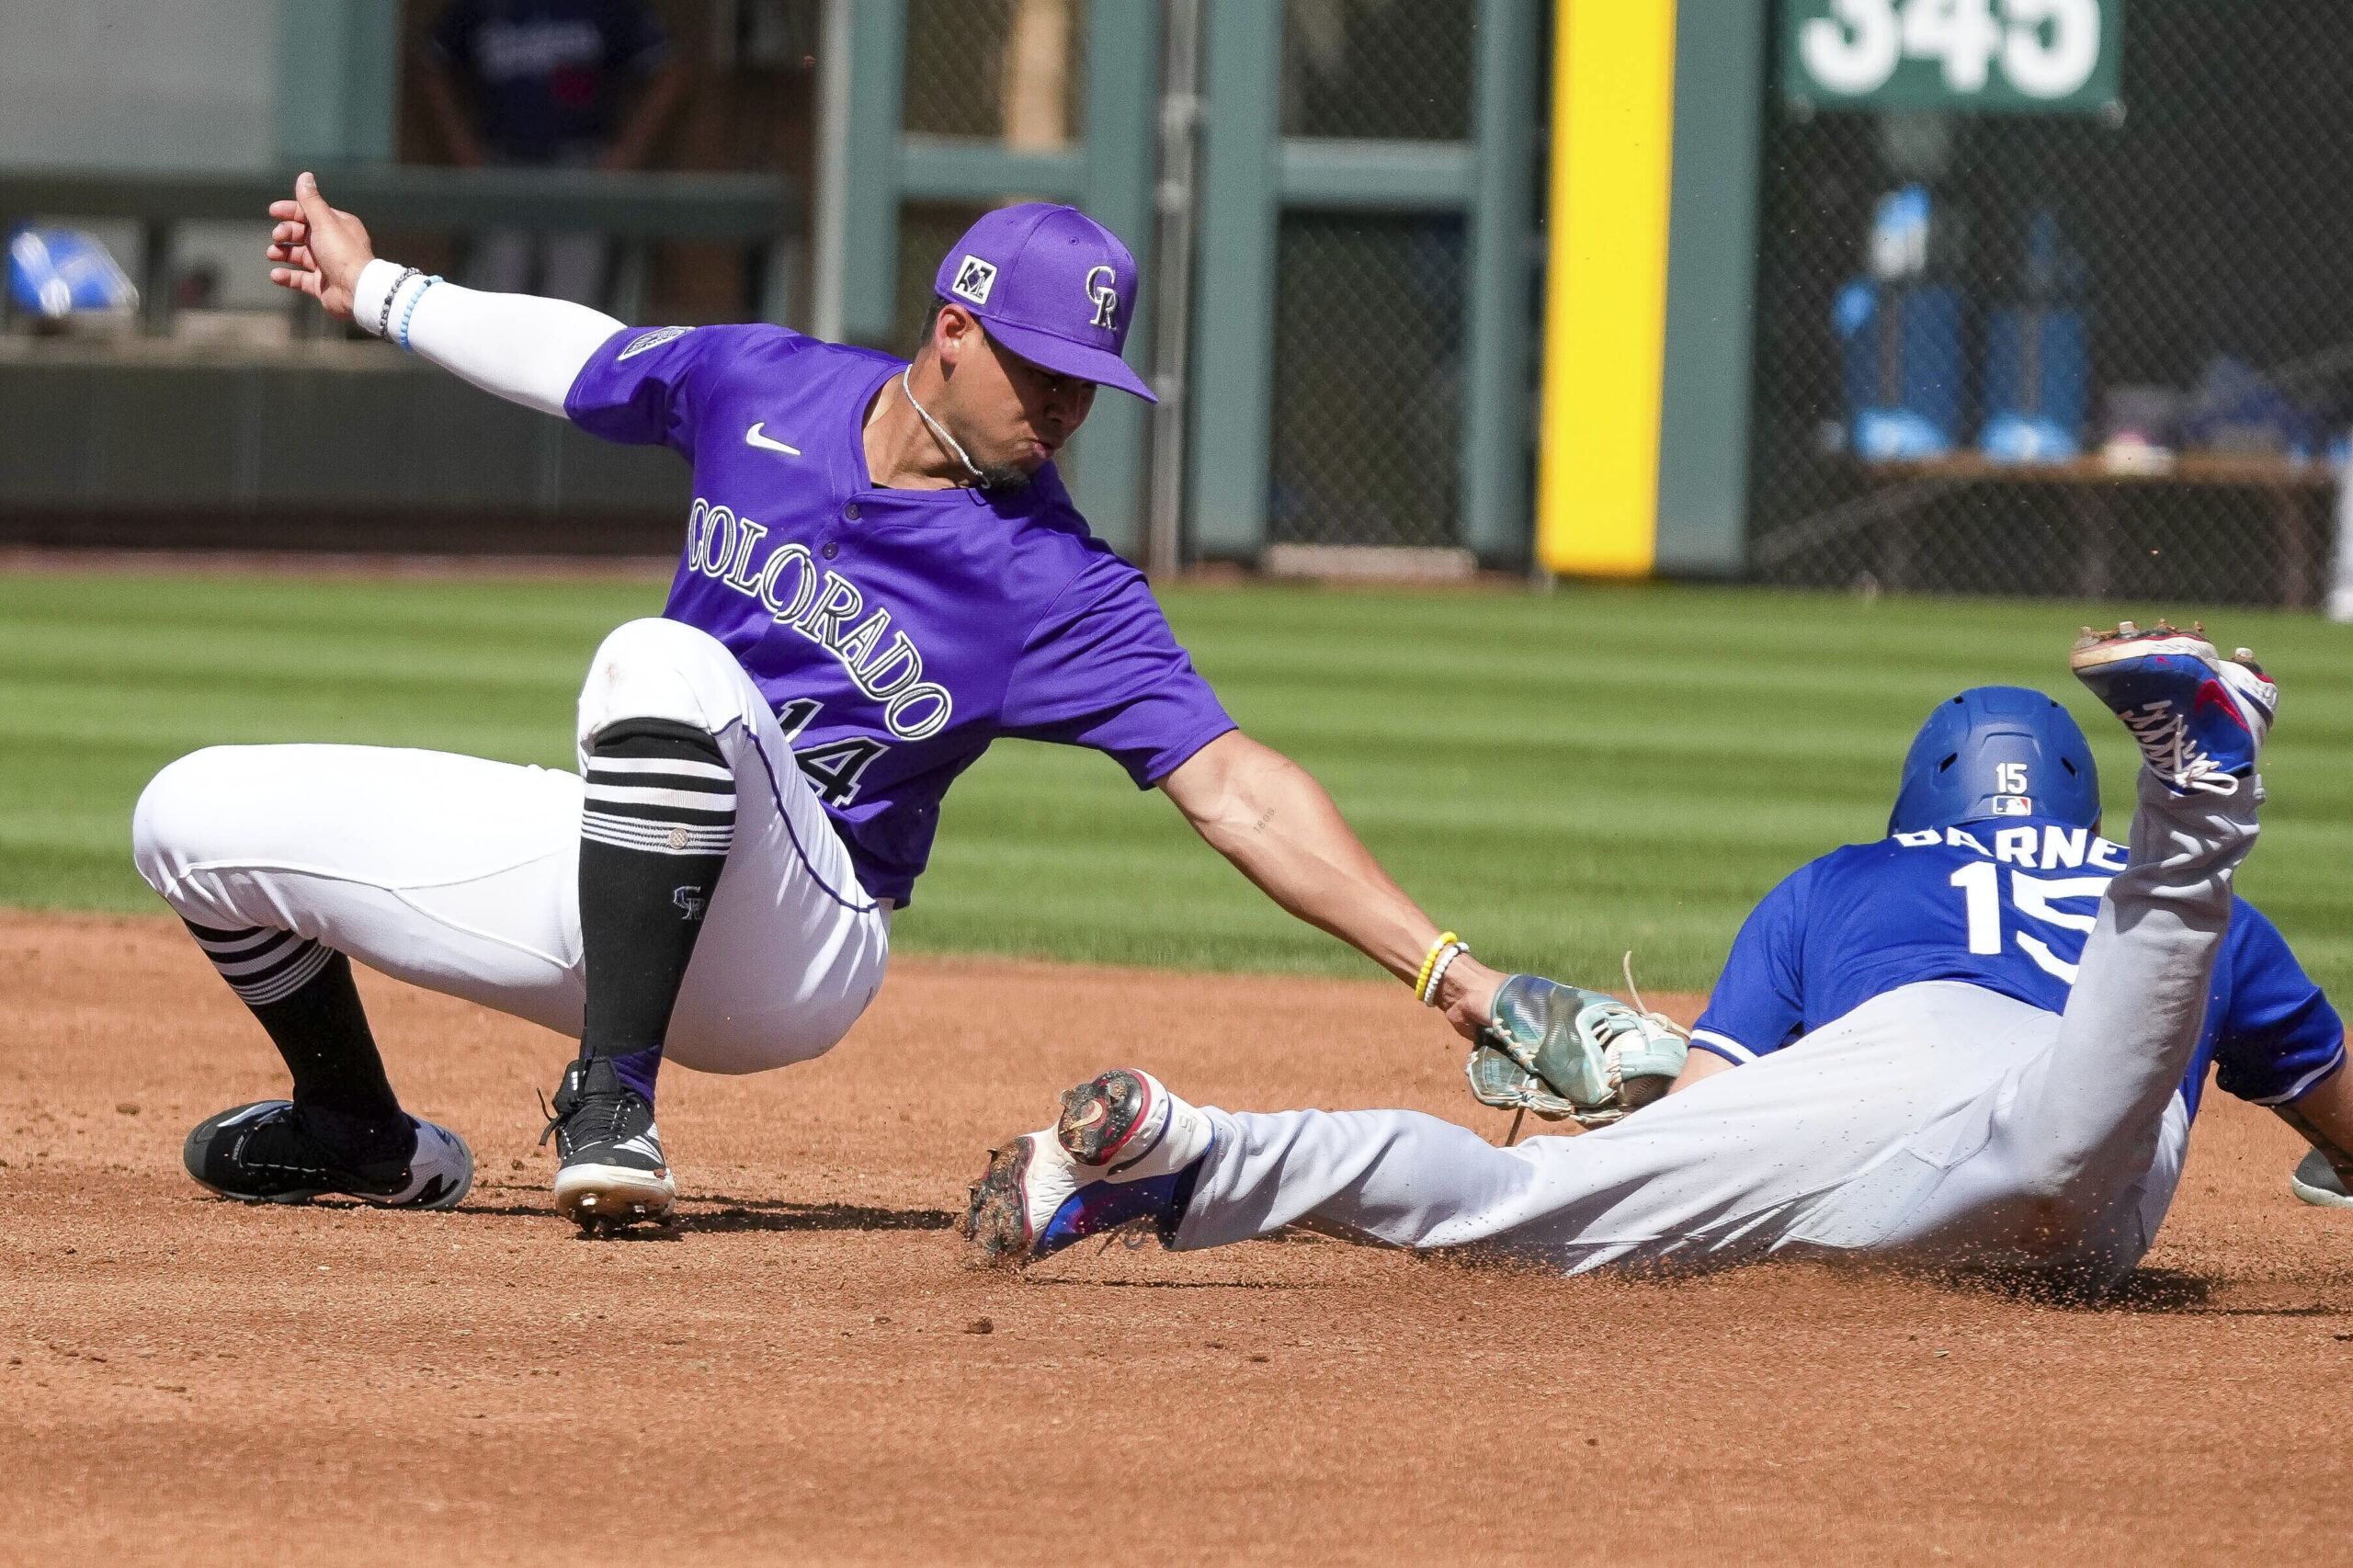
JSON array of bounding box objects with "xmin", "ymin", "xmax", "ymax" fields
[
  {"xmin": 1173, "ymin": 769, "xmax": 2254, "ymax": 1282},
  {"xmin": 131, "ymin": 619, "xmax": 891, "ymax": 1075}
]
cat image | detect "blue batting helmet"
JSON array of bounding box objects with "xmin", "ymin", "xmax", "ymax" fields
[{"xmin": 1890, "ymin": 686, "xmax": 2100, "ymax": 834}]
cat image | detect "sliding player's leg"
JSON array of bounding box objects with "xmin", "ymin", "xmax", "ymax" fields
[
  {"xmin": 963, "ymin": 982, "xmax": 2054, "ymax": 1273},
  {"xmin": 1876, "ymin": 626, "xmax": 2273, "ymax": 1268}
]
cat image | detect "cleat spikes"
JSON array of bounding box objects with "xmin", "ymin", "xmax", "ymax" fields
[{"xmin": 2069, "ymin": 618, "xmax": 2273, "ymax": 793}]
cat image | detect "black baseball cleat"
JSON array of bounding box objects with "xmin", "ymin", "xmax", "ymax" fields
[
  {"xmin": 184, "ymin": 1100, "xmax": 473, "ymax": 1209},
  {"xmin": 540, "ymin": 1055, "xmax": 676, "ymax": 1229}
]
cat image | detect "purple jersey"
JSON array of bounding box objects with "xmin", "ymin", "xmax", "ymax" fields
[{"xmin": 565, "ymin": 323, "xmax": 1235, "ymax": 904}]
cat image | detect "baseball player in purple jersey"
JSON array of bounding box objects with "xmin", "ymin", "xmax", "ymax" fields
[{"xmin": 129, "ymin": 173, "xmax": 1517, "ymax": 1230}]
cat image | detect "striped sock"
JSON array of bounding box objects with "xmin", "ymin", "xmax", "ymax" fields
[
  {"xmin": 182, "ymin": 921, "xmax": 405, "ymax": 1148},
  {"xmin": 185, "ymin": 921, "xmax": 335, "ymax": 1008},
  {"xmin": 578, "ymin": 720, "xmax": 736, "ymax": 1095}
]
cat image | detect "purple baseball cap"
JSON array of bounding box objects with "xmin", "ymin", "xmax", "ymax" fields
[{"xmin": 933, "ymin": 203, "xmax": 1156, "ymax": 403}]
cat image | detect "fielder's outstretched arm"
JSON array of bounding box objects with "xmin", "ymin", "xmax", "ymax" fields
[
  {"xmin": 265, "ymin": 172, "xmax": 623, "ymax": 415},
  {"xmin": 1159, "ymin": 731, "xmax": 1506, "ymax": 1040}
]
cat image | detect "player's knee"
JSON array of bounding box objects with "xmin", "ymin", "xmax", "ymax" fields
[
  {"xmin": 2008, "ymin": 1153, "xmax": 2081, "ymax": 1208},
  {"xmin": 2003, "ymin": 1152, "xmax": 2103, "ymax": 1250},
  {"xmin": 578, "ymin": 618, "xmax": 743, "ymax": 744},
  {"xmin": 131, "ymin": 746, "xmax": 248, "ymax": 897}
]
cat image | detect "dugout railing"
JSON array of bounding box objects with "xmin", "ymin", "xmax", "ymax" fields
[
  {"xmin": 0, "ymin": 164, "xmax": 795, "ymax": 337},
  {"xmin": 0, "ymin": 165, "xmax": 794, "ymax": 552}
]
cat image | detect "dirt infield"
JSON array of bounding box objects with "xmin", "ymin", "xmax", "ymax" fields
[{"xmin": 6, "ymin": 910, "xmax": 2351, "ymax": 1566}]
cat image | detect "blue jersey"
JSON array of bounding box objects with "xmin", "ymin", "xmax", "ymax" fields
[{"xmin": 1690, "ymin": 816, "xmax": 2343, "ymax": 1118}]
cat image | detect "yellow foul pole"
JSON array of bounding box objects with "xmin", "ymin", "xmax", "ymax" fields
[{"xmin": 1537, "ymin": 0, "xmax": 1680, "ymax": 577}]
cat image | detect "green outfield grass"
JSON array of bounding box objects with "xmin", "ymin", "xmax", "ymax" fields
[{"xmin": 6, "ymin": 570, "xmax": 2351, "ymax": 995}]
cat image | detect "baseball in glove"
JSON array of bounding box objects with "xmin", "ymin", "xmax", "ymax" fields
[{"xmin": 1466, "ymin": 971, "xmax": 1688, "ymax": 1130}]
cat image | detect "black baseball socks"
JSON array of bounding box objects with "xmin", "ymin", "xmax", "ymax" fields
[
  {"xmin": 181, "ymin": 924, "xmax": 412, "ymax": 1165},
  {"xmin": 577, "ymin": 719, "xmax": 737, "ymax": 1099}
]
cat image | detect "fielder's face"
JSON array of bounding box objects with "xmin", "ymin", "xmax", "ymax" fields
[{"xmin": 932, "ymin": 304, "xmax": 1097, "ymax": 485}]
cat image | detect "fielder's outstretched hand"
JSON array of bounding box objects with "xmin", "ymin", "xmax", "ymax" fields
[{"xmin": 265, "ymin": 171, "xmax": 375, "ymax": 322}]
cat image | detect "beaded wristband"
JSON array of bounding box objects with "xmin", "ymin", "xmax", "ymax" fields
[
  {"xmin": 1413, "ymin": 932, "xmax": 1461, "ymax": 1001},
  {"xmin": 1421, "ymin": 941, "xmax": 1469, "ymax": 1006},
  {"xmin": 1413, "ymin": 931, "xmax": 1457, "ymax": 997},
  {"xmin": 394, "ymin": 275, "xmax": 440, "ymax": 351},
  {"xmin": 375, "ymin": 267, "xmax": 420, "ymax": 340}
]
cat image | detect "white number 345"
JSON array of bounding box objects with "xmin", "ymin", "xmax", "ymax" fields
[{"xmin": 1802, "ymin": 0, "xmax": 2101, "ymax": 100}]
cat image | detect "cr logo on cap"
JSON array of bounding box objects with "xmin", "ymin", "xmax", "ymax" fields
[
  {"xmin": 1085, "ymin": 265, "xmax": 1119, "ymax": 331},
  {"xmin": 949, "ymin": 255, "xmax": 997, "ymax": 306}
]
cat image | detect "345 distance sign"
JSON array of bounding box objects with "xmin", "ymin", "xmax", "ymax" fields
[{"xmin": 1785, "ymin": 0, "xmax": 2122, "ymax": 115}]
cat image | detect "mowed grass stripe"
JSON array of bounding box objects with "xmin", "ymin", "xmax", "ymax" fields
[{"xmin": 3, "ymin": 571, "xmax": 2348, "ymax": 994}]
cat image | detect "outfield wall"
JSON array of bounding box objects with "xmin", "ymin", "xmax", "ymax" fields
[{"xmin": 0, "ymin": 349, "xmax": 685, "ymax": 555}]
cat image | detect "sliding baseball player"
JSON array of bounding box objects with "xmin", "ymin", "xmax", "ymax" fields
[{"xmin": 966, "ymin": 624, "xmax": 2352, "ymax": 1287}]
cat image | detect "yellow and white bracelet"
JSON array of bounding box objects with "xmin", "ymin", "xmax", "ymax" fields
[{"xmin": 1415, "ymin": 932, "xmax": 1471, "ymax": 1006}]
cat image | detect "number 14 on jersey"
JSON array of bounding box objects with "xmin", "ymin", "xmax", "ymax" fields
[{"xmin": 775, "ymin": 698, "xmax": 889, "ymax": 806}]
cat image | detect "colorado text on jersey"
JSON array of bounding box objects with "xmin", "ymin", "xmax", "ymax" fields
[{"xmin": 682, "ymin": 495, "xmax": 952, "ymax": 742}]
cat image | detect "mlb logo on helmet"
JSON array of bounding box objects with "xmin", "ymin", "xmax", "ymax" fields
[
  {"xmin": 1890, "ymin": 686, "xmax": 2098, "ymax": 834},
  {"xmin": 1989, "ymin": 759, "xmax": 2032, "ymax": 814},
  {"xmin": 933, "ymin": 204, "xmax": 1157, "ymax": 403}
]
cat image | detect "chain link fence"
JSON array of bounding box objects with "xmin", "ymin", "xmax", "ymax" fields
[
  {"xmin": 1270, "ymin": 214, "xmax": 1466, "ymax": 548},
  {"xmin": 1280, "ymin": 0, "xmax": 1473, "ymax": 141},
  {"xmin": 891, "ymin": 201, "xmax": 993, "ymax": 353},
  {"xmin": 903, "ymin": 0, "xmax": 1090, "ymax": 143},
  {"xmin": 1267, "ymin": 0, "xmax": 1478, "ymax": 551},
  {"xmin": 891, "ymin": 0, "xmax": 1483, "ymax": 552},
  {"xmin": 1749, "ymin": 0, "xmax": 2353, "ymax": 606}
]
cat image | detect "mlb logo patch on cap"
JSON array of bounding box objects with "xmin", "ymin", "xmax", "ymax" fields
[{"xmin": 949, "ymin": 255, "xmax": 997, "ymax": 306}]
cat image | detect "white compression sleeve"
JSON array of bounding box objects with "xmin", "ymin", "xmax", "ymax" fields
[{"xmin": 351, "ymin": 257, "xmax": 626, "ymax": 418}]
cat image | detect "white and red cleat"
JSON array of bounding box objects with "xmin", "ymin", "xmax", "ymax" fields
[{"xmin": 2069, "ymin": 620, "xmax": 2276, "ymax": 794}]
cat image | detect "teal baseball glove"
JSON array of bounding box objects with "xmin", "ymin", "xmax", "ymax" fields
[{"xmin": 1466, "ymin": 973, "xmax": 1688, "ymax": 1130}]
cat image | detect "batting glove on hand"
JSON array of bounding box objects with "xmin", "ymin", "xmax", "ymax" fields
[{"xmin": 1465, "ymin": 973, "xmax": 1688, "ymax": 1128}]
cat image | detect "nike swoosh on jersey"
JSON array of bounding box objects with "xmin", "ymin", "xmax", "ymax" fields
[{"xmin": 745, "ymin": 423, "xmax": 801, "ymax": 456}]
